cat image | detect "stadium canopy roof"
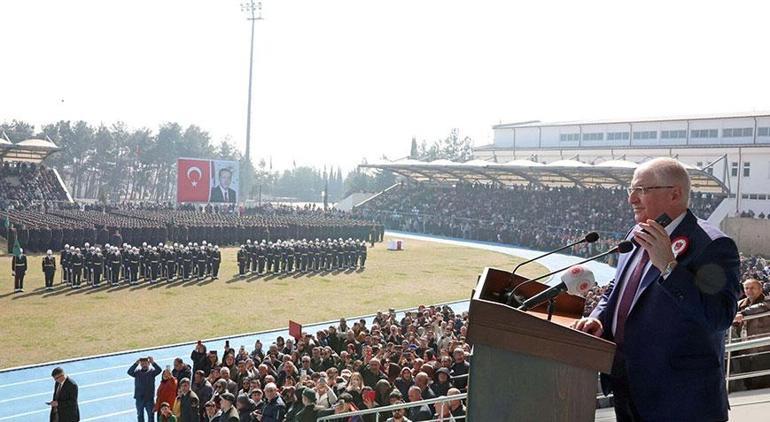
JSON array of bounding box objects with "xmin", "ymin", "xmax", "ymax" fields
[
  {"xmin": 0, "ymin": 138, "xmax": 61, "ymax": 162},
  {"xmin": 360, "ymin": 158, "xmax": 728, "ymax": 193}
]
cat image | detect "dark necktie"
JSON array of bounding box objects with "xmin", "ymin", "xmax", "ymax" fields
[
  {"xmin": 614, "ymin": 249, "xmax": 649, "ymax": 344},
  {"xmin": 224, "ymin": 190, "xmax": 228, "ymax": 201}
]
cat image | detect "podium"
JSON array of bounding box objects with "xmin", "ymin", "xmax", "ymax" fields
[{"xmin": 466, "ymin": 267, "xmax": 616, "ymax": 422}]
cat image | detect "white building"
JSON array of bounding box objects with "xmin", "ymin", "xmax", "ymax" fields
[{"xmin": 474, "ymin": 112, "xmax": 770, "ymax": 215}]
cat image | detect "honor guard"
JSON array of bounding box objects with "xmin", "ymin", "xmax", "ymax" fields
[
  {"xmin": 42, "ymin": 250, "xmax": 56, "ymax": 291},
  {"xmin": 91, "ymin": 248, "xmax": 104, "ymax": 287},
  {"xmin": 110, "ymin": 247, "xmax": 122, "ymax": 286},
  {"xmin": 60, "ymin": 244, "xmax": 70, "ymax": 285},
  {"xmin": 70, "ymin": 248, "xmax": 83, "ymax": 288},
  {"xmin": 237, "ymin": 245, "xmax": 248, "ymax": 277},
  {"xmin": 12, "ymin": 248, "xmax": 28, "ymax": 293},
  {"xmin": 211, "ymin": 245, "xmax": 221, "ymax": 279}
]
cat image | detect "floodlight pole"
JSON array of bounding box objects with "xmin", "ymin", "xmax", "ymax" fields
[{"xmin": 241, "ymin": 0, "xmax": 263, "ymax": 162}]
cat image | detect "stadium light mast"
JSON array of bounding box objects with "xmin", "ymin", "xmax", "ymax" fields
[{"xmin": 241, "ymin": 0, "xmax": 263, "ymax": 162}]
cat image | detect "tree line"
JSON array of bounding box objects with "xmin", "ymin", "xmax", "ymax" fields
[{"xmin": 1, "ymin": 120, "xmax": 471, "ymax": 203}]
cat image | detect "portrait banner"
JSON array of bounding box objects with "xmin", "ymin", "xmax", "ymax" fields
[{"xmin": 177, "ymin": 158, "xmax": 239, "ymax": 203}]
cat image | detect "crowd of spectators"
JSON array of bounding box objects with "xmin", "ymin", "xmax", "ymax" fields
[
  {"xmin": 126, "ymin": 304, "xmax": 469, "ymax": 421},
  {"xmin": 0, "ymin": 161, "xmax": 68, "ymax": 208},
  {"xmin": 739, "ymin": 210, "xmax": 770, "ymax": 219},
  {"xmin": 354, "ymin": 182, "xmax": 722, "ymax": 263}
]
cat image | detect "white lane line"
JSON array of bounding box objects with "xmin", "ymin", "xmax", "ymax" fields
[
  {"xmin": 0, "ymin": 377, "xmax": 130, "ymax": 403},
  {"xmin": 0, "ymin": 392, "xmax": 132, "ymax": 420},
  {"xmin": 0, "ymin": 357, "xmax": 174, "ymax": 389},
  {"xmin": 82, "ymin": 409, "xmax": 136, "ymax": 421}
]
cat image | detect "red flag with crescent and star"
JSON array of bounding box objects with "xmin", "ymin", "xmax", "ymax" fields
[{"xmin": 177, "ymin": 158, "xmax": 212, "ymax": 202}]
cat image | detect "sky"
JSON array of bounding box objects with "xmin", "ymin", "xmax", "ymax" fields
[{"xmin": 2, "ymin": 0, "xmax": 770, "ymax": 171}]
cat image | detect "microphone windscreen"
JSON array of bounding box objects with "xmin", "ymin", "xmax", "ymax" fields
[
  {"xmin": 560, "ymin": 265, "xmax": 596, "ymax": 297},
  {"xmin": 617, "ymin": 241, "xmax": 634, "ymax": 254},
  {"xmin": 584, "ymin": 232, "xmax": 599, "ymax": 243}
]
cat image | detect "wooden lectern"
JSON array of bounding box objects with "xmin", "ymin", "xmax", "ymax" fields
[{"xmin": 466, "ymin": 267, "xmax": 616, "ymax": 422}]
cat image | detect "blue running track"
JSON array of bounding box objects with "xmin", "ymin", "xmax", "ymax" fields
[{"xmin": 0, "ymin": 232, "xmax": 615, "ymax": 421}]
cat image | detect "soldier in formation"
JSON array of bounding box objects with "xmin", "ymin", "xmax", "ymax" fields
[{"xmin": 235, "ymin": 237, "xmax": 367, "ymax": 277}]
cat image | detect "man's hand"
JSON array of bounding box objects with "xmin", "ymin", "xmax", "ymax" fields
[
  {"xmin": 571, "ymin": 317, "xmax": 604, "ymax": 337},
  {"xmin": 634, "ymin": 219, "xmax": 676, "ymax": 272},
  {"xmin": 50, "ymin": 400, "xmax": 58, "ymax": 408},
  {"xmin": 148, "ymin": 356, "xmax": 154, "ymax": 364},
  {"xmin": 733, "ymin": 313, "xmax": 744, "ymax": 325}
]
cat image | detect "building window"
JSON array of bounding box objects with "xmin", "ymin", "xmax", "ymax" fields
[
  {"xmin": 606, "ymin": 132, "xmax": 630, "ymax": 141},
  {"xmin": 691, "ymin": 129, "xmax": 718, "ymax": 138},
  {"xmin": 660, "ymin": 130, "xmax": 686, "ymax": 139},
  {"xmin": 582, "ymin": 133, "xmax": 604, "ymax": 141},
  {"xmin": 731, "ymin": 162, "xmax": 738, "ymax": 177},
  {"xmin": 559, "ymin": 133, "xmax": 580, "ymax": 142},
  {"xmin": 723, "ymin": 127, "xmax": 753, "ymax": 137},
  {"xmin": 632, "ymin": 131, "xmax": 657, "ymax": 140},
  {"xmin": 743, "ymin": 162, "xmax": 751, "ymax": 177},
  {"xmin": 758, "ymin": 127, "xmax": 770, "ymax": 136}
]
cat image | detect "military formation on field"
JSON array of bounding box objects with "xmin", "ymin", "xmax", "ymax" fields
[
  {"xmin": 56, "ymin": 241, "xmax": 223, "ymax": 289},
  {"xmin": 237, "ymin": 238, "xmax": 367, "ymax": 276}
]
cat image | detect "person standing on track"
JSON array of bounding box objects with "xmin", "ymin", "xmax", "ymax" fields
[
  {"xmin": 50, "ymin": 366, "xmax": 80, "ymax": 422},
  {"xmin": 128, "ymin": 356, "xmax": 162, "ymax": 422}
]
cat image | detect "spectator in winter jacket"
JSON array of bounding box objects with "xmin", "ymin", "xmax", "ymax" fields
[{"xmin": 155, "ymin": 369, "xmax": 178, "ymax": 414}]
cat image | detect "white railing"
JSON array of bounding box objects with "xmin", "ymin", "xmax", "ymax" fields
[
  {"xmin": 317, "ymin": 393, "xmax": 467, "ymax": 422},
  {"xmin": 725, "ymin": 310, "xmax": 770, "ymax": 389}
]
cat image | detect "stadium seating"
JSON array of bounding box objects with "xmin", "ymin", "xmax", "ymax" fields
[{"xmin": 0, "ymin": 161, "xmax": 68, "ymax": 207}]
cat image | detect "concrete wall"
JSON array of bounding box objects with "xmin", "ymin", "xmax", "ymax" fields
[{"xmin": 722, "ymin": 217, "xmax": 770, "ymax": 256}]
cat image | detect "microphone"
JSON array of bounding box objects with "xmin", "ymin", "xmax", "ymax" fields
[
  {"xmin": 511, "ymin": 232, "xmax": 599, "ymax": 280},
  {"xmin": 511, "ymin": 240, "xmax": 633, "ymax": 309},
  {"xmin": 517, "ymin": 265, "xmax": 597, "ymax": 312}
]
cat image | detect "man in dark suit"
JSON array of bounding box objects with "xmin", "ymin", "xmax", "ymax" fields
[
  {"xmin": 573, "ymin": 158, "xmax": 741, "ymax": 421},
  {"xmin": 209, "ymin": 168, "xmax": 237, "ymax": 203},
  {"xmin": 50, "ymin": 367, "xmax": 79, "ymax": 422}
]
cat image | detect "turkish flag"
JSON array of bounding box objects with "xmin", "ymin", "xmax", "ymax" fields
[
  {"xmin": 289, "ymin": 320, "xmax": 302, "ymax": 341},
  {"xmin": 177, "ymin": 158, "xmax": 211, "ymax": 202}
]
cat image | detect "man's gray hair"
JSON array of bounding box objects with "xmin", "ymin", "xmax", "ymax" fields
[{"xmin": 637, "ymin": 157, "xmax": 691, "ymax": 206}]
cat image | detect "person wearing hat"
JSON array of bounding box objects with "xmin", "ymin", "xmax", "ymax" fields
[
  {"xmin": 42, "ymin": 249, "xmax": 56, "ymax": 291},
  {"xmin": 430, "ymin": 368, "xmax": 452, "ymax": 397},
  {"xmin": 218, "ymin": 392, "xmax": 239, "ymax": 421},
  {"xmin": 295, "ymin": 388, "xmax": 319, "ymax": 422},
  {"xmin": 12, "ymin": 247, "xmax": 28, "ymax": 293},
  {"xmin": 235, "ymin": 393, "xmax": 257, "ymax": 421},
  {"xmin": 283, "ymin": 386, "xmax": 302, "ymax": 422},
  {"xmin": 158, "ymin": 402, "xmax": 177, "ymax": 422}
]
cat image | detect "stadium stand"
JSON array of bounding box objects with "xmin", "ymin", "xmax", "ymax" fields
[
  {"xmin": 353, "ymin": 182, "xmax": 722, "ymax": 262},
  {"xmin": 0, "ymin": 161, "xmax": 69, "ymax": 207}
]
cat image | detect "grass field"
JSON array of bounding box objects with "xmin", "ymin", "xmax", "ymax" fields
[{"xmin": 0, "ymin": 236, "xmax": 546, "ymax": 369}]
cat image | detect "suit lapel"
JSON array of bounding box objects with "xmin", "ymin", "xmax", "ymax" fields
[{"xmin": 637, "ymin": 210, "xmax": 697, "ymax": 295}]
